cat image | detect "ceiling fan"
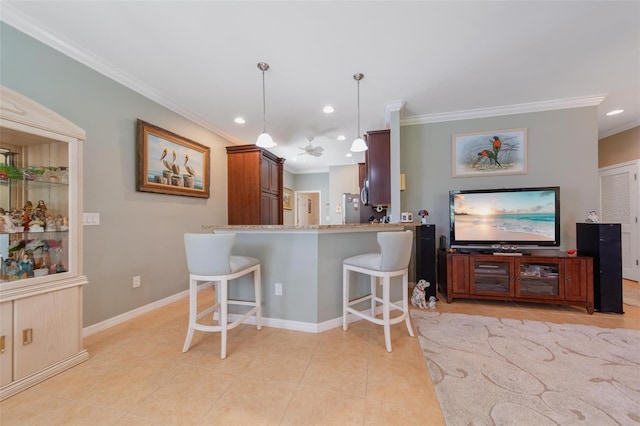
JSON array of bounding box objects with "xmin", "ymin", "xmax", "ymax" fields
[{"xmin": 298, "ymin": 137, "xmax": 324, "ymax": 157}]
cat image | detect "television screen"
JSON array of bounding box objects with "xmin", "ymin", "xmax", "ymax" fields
[{"xmin": 449, "ymin": 186, "xmax": 560, "ymax": 248}]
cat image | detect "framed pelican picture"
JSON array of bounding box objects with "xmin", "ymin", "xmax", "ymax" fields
[
  {"xmin": 136, "ymin": 119, "xmax": 210, "ymax": 198},
  {"xmin": 452, "ymin": 128, "xmax": 527, "ymax": 178}
]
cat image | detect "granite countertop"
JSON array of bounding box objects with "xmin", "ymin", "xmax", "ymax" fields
[{"xmin": 202, "ymin": 222, "xmax": 422, "ymax": 231}]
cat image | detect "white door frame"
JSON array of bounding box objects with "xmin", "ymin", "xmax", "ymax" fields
[
  {"xmin": 294, "ymin": 190, "xmax": 321, "ymax": 226},
  {"xmin": 599, "ymin": 160, "xmax": 639, "ymax": 281}
]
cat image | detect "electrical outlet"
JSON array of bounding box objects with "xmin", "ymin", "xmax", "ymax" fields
[
  {"xmin": 133, "ymin": 276, "xmax": 141, "ymax": 288},
  {"xmin": 275, "ymin": 282, "xmax": 283, "ymax": 296}
]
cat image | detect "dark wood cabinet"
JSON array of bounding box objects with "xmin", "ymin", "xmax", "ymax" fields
[
  {"xmin": 364, "ymin": 129, "xmax": 390, "ymax": 206},
  {"xmin": 438, "ymin": 250, "xmax": 594, "ymax": 314},
  {"xmin": 226, "ymin": 144, "xmax": 284, "ymax": 225}
]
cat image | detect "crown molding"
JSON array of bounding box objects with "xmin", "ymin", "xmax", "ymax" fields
[
  {"xmin": 1, "ymin": 6, "xmax": 243, "ymax": 145},
  {"xmin": 384, "ymin": 100, "xmax": 406, "ymax": 126},
  {"xmin": 400, "ymin": 95, "xmax": 607, "ymax": 126}
]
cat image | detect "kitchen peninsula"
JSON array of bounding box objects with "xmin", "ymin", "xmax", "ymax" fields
[{"xmin": 205, "ymin": 223, "xmax": 414, "ymax": 332}]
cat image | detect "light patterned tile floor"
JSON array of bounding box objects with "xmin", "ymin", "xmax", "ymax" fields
[{"xmin": 1, "ymin": 280, "xmax": 638, "ymax": 425}]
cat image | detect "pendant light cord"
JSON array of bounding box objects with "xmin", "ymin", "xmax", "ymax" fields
[
  {"xmin": 357, "ymin": 78, "xmax": 360, "ymax": 138},
  {"xmin": 262, "ymin": 68, "xmax": 267, "ymax": 133}
]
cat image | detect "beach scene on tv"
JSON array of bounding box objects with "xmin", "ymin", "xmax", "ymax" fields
[{"xmin": 452, "ymin": 190, "xmax": 557, "ymax": 242}]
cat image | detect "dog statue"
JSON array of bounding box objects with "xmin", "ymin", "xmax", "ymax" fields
[{"xmin": 411, "ymin": 279, "xmax": 430, "ymax": 309}]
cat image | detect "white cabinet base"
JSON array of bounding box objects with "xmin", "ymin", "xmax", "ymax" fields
[{"xmin": 0, "ymin": 349, "xmax": 88, "ymax": 401}]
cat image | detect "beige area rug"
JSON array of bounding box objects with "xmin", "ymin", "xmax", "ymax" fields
[
  {"xmin": 411, "ymin": 311, "xmax": 640, "ymax": 425},
  {"xmin": 624, "ymin": 281, "xmax": 640, "ymax": 308}
]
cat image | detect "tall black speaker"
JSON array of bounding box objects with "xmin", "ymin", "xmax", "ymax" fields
[
  {"xmin": 576, "ymin": 223, "xmax": 623, "ymax": 313},
  {"xmin": 415, "ymin": 224, "xmax": 437, "ymax": 299}
]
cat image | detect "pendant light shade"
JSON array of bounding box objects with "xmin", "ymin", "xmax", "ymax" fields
[
  {"xmin": 255, "ymin": 62, "xmax": 276, "ymax": 148},
  {"xmin": 350, "ymin": 73, "xmax": 368, "ymax": 153}
]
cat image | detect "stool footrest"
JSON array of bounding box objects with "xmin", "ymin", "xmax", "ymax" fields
[{"xmin": 345, "ymin": 306, "xmax": 408, "ymax": 326}]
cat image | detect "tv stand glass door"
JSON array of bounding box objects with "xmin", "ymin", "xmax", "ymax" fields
[{"xmin": 469, "ymin": 255, "xmax": 514, "ymax": 296}]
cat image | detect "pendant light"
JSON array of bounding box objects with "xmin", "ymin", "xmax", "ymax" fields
[
  {"xmin": 255, "ymin": 62, "xmax": 276, "ymax": 148},
  {"xmin": 350, "ymin": 73, "xmax": 368, "ymax": 152}
]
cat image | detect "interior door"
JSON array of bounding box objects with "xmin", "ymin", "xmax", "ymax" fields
[
  {"xmin": 599, "ymin": 160, "xmax": 639, "ymax": 281},
  {"xmin": 297, "ymin": 194, "xmax": 310, "ymax": 226},
  {"xmin": 295, "ymin": 191, "xmax": 320, "ymax": 226}
]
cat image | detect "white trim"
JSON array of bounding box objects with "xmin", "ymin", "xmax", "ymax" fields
[
  {"xmin": 384, "ymin": 100, "xmax": 406, "ymax": 127},
  {"xmin": 82, "ymin": 290, "xmax": 189, "ymax": 337},
  {"xmin": 400, "ymin": 95, "xmax": 607, "ymax": 126},
  {"xmin": 599, "ymin": 119, "xmax": 640, "ymax": 139},
  {"xmin": 83, "ymin": 289, "xmax": 405, "ymax": 336},
  {"xmin": 1, "ymin": 5, "xmax": 243, "ymax": 145}
]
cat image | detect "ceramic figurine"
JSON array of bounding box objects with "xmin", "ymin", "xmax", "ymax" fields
[
  {"xmin": 2, "ymin": 213, "xmax": 16, "ymax": 232},
  {"xmin": 17, "ymin": 254, "xmax": 33, "ymax": 278},
  {"xmin": 585, "ymin": 211, "xmax": 600, "ymax": 223}
]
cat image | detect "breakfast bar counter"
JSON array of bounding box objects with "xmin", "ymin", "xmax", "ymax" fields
[{"xmin": 202, "ymin": 223, "xmax": 415, "ymax": 332}]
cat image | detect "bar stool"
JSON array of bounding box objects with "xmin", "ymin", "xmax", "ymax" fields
[
  {"xmin": 342, "ymin": 230, "xmax": 414, "ymax": 352},
  {"xmin": 182, "ymin": 233, "xmax": 262, "ymax": 359}
]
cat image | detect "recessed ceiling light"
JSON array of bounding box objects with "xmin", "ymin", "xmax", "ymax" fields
[
  {"xmin": 234, "ymin": 117, "xmax": 246, "ymax": 124},
  {"xmin": 346, "ymin": 153, "xmax": 353, "ymax": 157},
  {"xmin": 337, "ymin": 135, "xmax": 346, "ymax": 141},
  {"xmin": 606, "ymin": 109, "xmax": 624, "ymax": 116},
  {"xmin": 323, "ymin": 106, "xmax": 334, "ymax": 114}
]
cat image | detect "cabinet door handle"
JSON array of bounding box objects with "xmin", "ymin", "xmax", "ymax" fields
[
  {"xmin": 566, "ymin": 276, "xmax": 572, "ymax": 281},
  {"xmin": 0, "ymin": 335, "xmax": 5, "ymax": 353},
  {"xmin": 22, "ymin": 328, "xmax": 33, "ymax": 345}
]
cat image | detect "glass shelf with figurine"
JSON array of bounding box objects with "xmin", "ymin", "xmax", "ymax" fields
[
  {"xmin": 0, "ymin": 233, "xmax": 68, "ymax": 282},
  {"xmin": 1, "ymin": 140, "xmax": 70, "ymax": 284}
]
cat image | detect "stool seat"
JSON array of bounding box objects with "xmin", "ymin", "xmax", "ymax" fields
[
  {"xmin": 183, "ymin": 233, "xmax": 262, "ymax": 359},
  {"xmin": 343, "ymin": 230, "xmax": 414, "ymax": 352}
]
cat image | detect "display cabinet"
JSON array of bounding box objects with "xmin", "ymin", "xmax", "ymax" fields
[
  {"xmin": 0, "ymin": 86, "xmax": 88, "ymax": 401},
  {"xmin": 438, "ymin": 250, "xmax": 594, "ymax": 314}
]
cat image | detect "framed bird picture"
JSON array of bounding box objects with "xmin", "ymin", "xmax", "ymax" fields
[
  {"xmin": 136, "ymin": 119, "xmax": 210, "ymax": 198},
  {"xmin": 452, "ymin": 128, "xmax": 527, "ymax": 177}
]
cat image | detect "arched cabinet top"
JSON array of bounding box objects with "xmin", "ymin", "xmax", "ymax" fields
[{"xmin": 0, "ymin": 85, "xmax": 86, "ymax": 141}]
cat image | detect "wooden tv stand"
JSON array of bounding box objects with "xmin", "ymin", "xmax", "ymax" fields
[{"xmin": 437, "ymin": 250, "xmax": 594, "ymax": 314}]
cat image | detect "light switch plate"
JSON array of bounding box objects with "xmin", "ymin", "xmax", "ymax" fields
[{"xmin": 82, "ymin": 212, "xmax": 100, "ymax": 225}]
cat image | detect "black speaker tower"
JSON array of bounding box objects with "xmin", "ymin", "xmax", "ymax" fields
[
  {"xmin": 576, "ymin": 223, "xmax": 623, "ymax": 313},
  {"xmin": 415, "ymin": 224, "xmax": 437, "ymax": 299}
]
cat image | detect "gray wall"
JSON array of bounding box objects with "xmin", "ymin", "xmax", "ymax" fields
[
  {"xmin": 400, "ymin": 107, "xmax": 599, "ymax": 251},
  {"xmin": 1, "ymin": 23, "xmax": 234, "ymax": 326}
]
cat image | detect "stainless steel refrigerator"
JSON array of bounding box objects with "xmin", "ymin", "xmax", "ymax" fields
[{"xmin": 342, "ymin": 193, "xmax": 362, "ymax": 224}]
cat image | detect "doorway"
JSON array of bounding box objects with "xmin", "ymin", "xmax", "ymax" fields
[
  {"xmin": 294, "ymin": 190, "xmax": 321, "ymax": 226},
  {"xmin": 599, "ymin": 160, "xmax": 639, "ymax": 281}
]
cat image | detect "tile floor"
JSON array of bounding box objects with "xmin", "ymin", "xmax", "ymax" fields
[{"xmin": 1, "ymin": 280, "xmax": 638, "ymax": 425}]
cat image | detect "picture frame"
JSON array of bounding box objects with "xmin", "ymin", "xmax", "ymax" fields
[
  {"xmin": 283, "ymin": 187, "xmax": 293, "ymax": 210},
  {"xmin": 136, "ymin": 119, "xmax": 210, "ymax": 198},
  {"xmin": 452, "ymin": 128, "xmax": 527, "ymax": 177}
]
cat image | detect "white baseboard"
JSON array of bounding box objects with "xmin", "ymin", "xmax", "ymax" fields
[
  {"xmin": 83, "ymin": 291, "xmax": 404, "ymax": 337},
  {"xmin": 82, "ymin": 290, "xmax": 189, "ymax": 337}
]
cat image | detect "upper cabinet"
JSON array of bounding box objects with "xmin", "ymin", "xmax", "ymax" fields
[
  {"xmin": 365, "ymin": 129, "xmax": 391, "ymax": 206},
  {"xmin": 226, "ymin": 144, "xmax": 284, "ymax": 225},
  {"xmin": 0, "ymin": 86, "xmax": 88, "ymax": 400}
]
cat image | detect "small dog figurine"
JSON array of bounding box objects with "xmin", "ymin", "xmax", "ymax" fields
[{"xmin": 411, "ymin": 279, "xmax": 430, "ymax": 309}]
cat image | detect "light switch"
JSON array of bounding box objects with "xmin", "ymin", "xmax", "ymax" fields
[{"xmin": 83, "ymin": 213, "xmax": 100, "ymax": 226}]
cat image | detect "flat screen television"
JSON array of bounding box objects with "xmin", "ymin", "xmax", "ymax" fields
[{"xmin": 449, "ymin": 186, "xmax": 560, "ymax": 249}]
